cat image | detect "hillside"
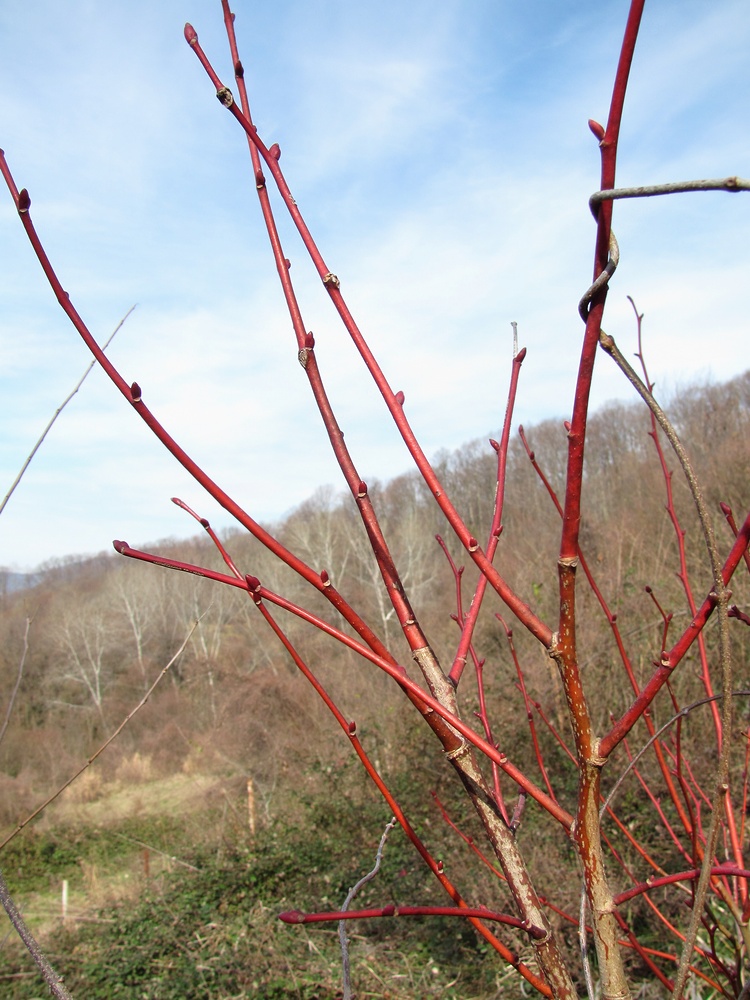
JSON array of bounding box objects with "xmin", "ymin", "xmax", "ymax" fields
[{"xmin": 0, "ymin": 371, "xmax": 748, "ymax": 998}]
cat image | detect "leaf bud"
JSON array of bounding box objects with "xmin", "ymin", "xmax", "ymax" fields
[
  {"xmin": 356, "ymin": 481, "xmax": 367, "ymax": 498},
  {"xmin": 395, "ymin": 390, "xmax": 405, "ymax": 406},
  {"xmin": 278, "ymin": 910, "xmax": 304, "ymax": 924},
  {"xmin": 269, "ymin": 143, "xmax": 281, "ymax": 160},
  {"xmin": 588, "ymin": 118, "xmax": 605, "ymax": 141},
  {"xmin": 113, "ymin": 540, "xmax": 128, "ymax": 553},
  {"xmin": 348, "ymin": 720, "xmax": 357, "ymax": 735},
  {"xmin": 489, "ymin": 438, "xmax": 500, "ymax": 452},
  {"xmin": 255, "ymin": 170, "xmax": 265, "ymax": 189},
  {"xmin": 234, "ymin": 60, "xmax": 244, "ymax": 78},
  {"xmin": 216, "ymin": 86, "xmax": 234, "ymax": 108},
  {"xmin": 245, "ymin": 574, "xmax": 261, "ymax": 592},
  {"xmin": 320, "ymin": 569, "xmax": 331, "ymax": 586},
  {"xmin": 130, "ymin": 382, "xmax": 142, "ymax": 402},
  {"xmin": 18, "ymin": 188, "xmax": 31, "ymax": 213},
  {"xmin": 516, "ymin": 346, "xmax": 527, "ymax": 362},
  {"xmin": 305, "ymin": 331, "xmax": 315, "ymax": 349},
  {"xmin": 184, "ymin": 23, "xmax": 198, "ymax": 46}
]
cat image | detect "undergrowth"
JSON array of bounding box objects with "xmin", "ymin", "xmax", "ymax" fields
[{"xmin": 0, "ymin": 761, "xmax": 507, "ymax": 999}]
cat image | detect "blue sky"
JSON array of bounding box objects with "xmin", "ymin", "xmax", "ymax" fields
[{"xmin": 1, "ymin": 1, "xmax": 748, "ymax": 571}]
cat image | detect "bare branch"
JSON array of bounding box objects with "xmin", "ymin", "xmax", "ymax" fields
[
  {"xmin": 0, "ymin": 870, "xmax": 74, "ymax": 999},
  {"xmin": 590, "ymin": 176, "xmax": 750, "ymax": 211},
  {"xmin": 0, "ymin": 616, "xmax": 31, "ymax": 747},
  {"xmin": 0, "ymin": 620, "xmax": 198, "ymax": 851},
  {"xmin": 0, "ymin": 305, "xmax": 135, "ymax": 517}
]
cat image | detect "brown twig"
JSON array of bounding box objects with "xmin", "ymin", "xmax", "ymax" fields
[
  {"xmin": 0, "ymin": 870, "xmax": 74, "ymax": 999},
  {"xmin": 0, "ymin": 621, "xmax": 198, "ymax": 851}
]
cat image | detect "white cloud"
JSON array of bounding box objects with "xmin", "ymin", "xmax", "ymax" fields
[{"xmin": 1, "ymin": 1, "xmax": 748, "ymax": 569}]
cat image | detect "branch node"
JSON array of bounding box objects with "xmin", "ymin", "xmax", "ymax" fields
[
  {"xmin": 216, "ymin": 86, "xmax": 234, "ymax": 108},
  {"xmin": 322, "ymin": 272, "xmax": 340, "ymax": 289}
]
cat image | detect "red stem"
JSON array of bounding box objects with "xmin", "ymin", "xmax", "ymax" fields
[
  {"xmin": 249, "ymin": 592, "xmax": 546, "ymax": 985},
  {"xmin": 112, "ymin": 540, "xmax": 573, "ymax": 828},
  {"xmin": 602, "ymin": 510, "xmax": 750, "ymax": 756},
  {"xmin": 185, "ymin": 25, "xmax": 554, "ymax": 649}
]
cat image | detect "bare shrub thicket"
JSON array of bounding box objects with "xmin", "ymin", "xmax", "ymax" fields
[{"xmin": 1, "ymin": 1, "xmax": 750, "ymax": 998}]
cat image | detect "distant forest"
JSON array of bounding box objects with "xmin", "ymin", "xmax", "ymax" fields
[{"xmin": 1, "ymin": 370, "xmax": 747, "ymax": 825}]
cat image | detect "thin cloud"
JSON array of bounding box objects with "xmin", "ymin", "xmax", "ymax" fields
[{"xmin": 1, "ymin": 1, "xmax": 748, "ymax": 569}]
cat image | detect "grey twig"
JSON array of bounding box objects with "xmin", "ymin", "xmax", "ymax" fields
[
  {"xmin": 589, "ymin": 176, "xmax": 750, "ymax": 213},
  {"xmin": 578, "ymin": 230, "xmax": 620, "ymax": 320},
  {"xmin": 0, "ymin": 305, "xmax": 136, "ymax": 517},
  {"xmin": 339, "ymin": 817, "xmax": 397, "ymax": 1000},
  {"xmin": 598, "ymin": 319, "xmax": 734, "ymax": 1000},
  {"xmin": 0, "ymin": 616, "xmax": 32, "ymax": 747},
  {"xmin": 0, "ymin": 869, "xmax": 74, "ymax": 999}
]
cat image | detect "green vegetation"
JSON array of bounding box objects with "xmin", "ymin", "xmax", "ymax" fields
[
  {"xmin": 0, "ymin": 767, "xmax": 503, "ymax": 999},
  {"xmin": 0, "ymin": 374, "xmax": 748, "ymax": 996}
]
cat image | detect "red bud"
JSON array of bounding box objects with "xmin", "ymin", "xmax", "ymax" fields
[
  {"xmin": 18, "ymin": 188, "xmax": 31, "ymax": 213},
  {"xmin": 130, "ymin": 382, "xmax": 142, "ymax": 402},
  {"xmin": 269, "ymin": 143, "xmax": 281, "ymax": 160},
  {"xmin": 184, "ymin": 23, "xmax": 198, "ymax": 46},
  {"xmin": 278, "ymin": 910, "xmax": 304, "ymax": 924},
  {"xmin": 234, "ymin": 60, "xmax": 244, "ymax": 78},
  {"xmin": 588, "ymin": 119, "xmax": 605, "ymax": 141},
  {"xmin": 113, "ymin": 540, "xmax": 128, "ymax": 553},
  {"xmin": 320, "ymin": 569, "xmax": 330, "ymax": 586},
  {"xmin": 395, "ymin": 390, "xmax": 405, "ymax": 406},
  {"xmin": 516, "ymin": 346, "xmax": 527, "ymax": 362},
  {"xmin": 245, "ymin": 575, "xmax": 260, "ymax": 591},
  {"xmin": 356, "ymin": 481, "xmax": 367, "ymax": 498},
  {"xmin": 305, "ymin": 331, "xmax": 315, "ymax": 348},
  {"xmin": 489, "ymin": 439, "xmax": 500, "ymax": 452}
]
